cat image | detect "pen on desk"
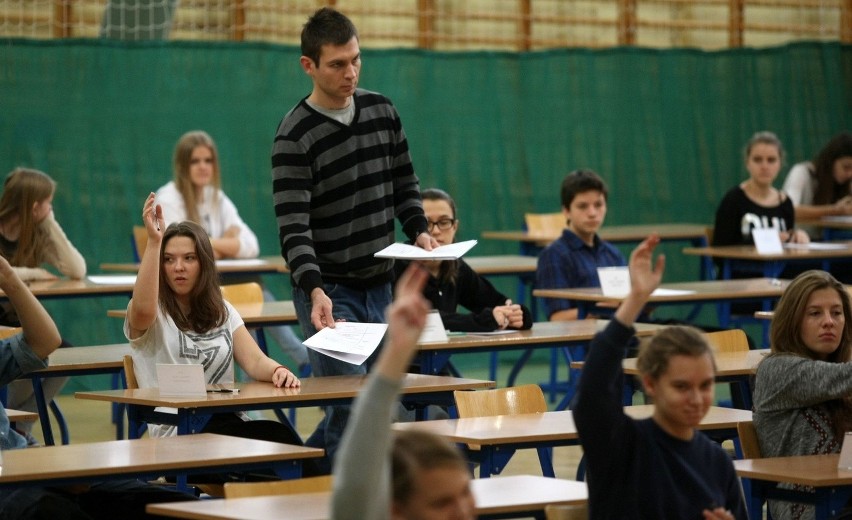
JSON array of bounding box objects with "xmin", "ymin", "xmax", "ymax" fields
[{"xmin": 207, "ymin": 388, "xmax": 238, "ymax": 394}]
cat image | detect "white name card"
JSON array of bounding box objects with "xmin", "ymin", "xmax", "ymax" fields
[
  {"xmin": 597, "ymin": 266, "xmax": 631, "ymax": 298},
  {"xmin": 839, "ymin": 432, "xmax": 852, "ymax": 470},
  {"xmin": 156, "ymin": 363, "xmax": 207, "ymax": 398},
  {"xmin": 417, "ymin": 311, "xmax": 449, "ymax": 344},
  {"xmin": 752, "ymin": 228, "xmax": 784, "ymax": 255}
]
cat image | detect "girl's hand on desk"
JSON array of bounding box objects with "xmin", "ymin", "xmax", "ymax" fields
[{"xmin": 272, "ymin": 365, "xmax": 300, "ymax": 388}]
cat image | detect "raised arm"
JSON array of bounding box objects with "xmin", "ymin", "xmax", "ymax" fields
[
  {"xmin": 0, "ymin": 255, "xmax": 60, "ymax": 359},
  {"xmin": 614, "ymin": 234, "xmax": 665, "ymax": 328},
  {"xmin": 126, "ymin": 193, "xmax": 164, "ymax": 339},
  {"xmin": 332, "ymin": 263, "xmax": 430, "ymax": 520}
]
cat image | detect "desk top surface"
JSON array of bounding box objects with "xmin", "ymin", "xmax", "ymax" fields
[
  {"xmin": 482, "ymin": 223, "xmax": 709, "ymax": 244},
  {"xmin": 734, "ymin": 454, "xmax": 852, "ymax": 487},
  {"xmin": 0, "ymin": 278, "xmax": 135, "ymax": 299},
  {"xmin": 33, "ymin": 343, "xmax": 131, "ymax": 373},
  {"xmin": 108, "ymin": 301, "xmax": 297, "ymax": 325},
  {"xmin": 146, "ymin": 474, "xmax": 588, "ymax": 520},
  {"xmin": 76, "ymin": 374, "xmax": 494, "ymax": 408},
  {"xmin": 0, "ymin": 433, "xmax": 322, "ymax": 485},
  {"xmin": 101, "ymin": 255, "xmax": 537, "ymax": 276},
  {"xmin": 390, "ymin": 406, "xmax": 751, "ymax": 444},
  {"xmin": 683, "ymin": 242, "xmax": 852, "ymax": 260},
  {"xmin": 534, "ymin": 277, "xmax": 786, "ymax": 303},
  {"xmin": 622, "ymin": 349, "xmax": 769, "ymax": 376},
  {"xmin": 418, "ymin": 319, "xmax": 663, "ymax": 351}
]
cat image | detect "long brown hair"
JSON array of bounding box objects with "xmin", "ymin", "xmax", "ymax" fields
[
  {"xmin": 172, "ymin": 130, "xmax": 221, "ymax": 224},
  {"xmin": 770, "ymin": 270, "xmax": 852, "ymax": 438},
  {"xmin": 811, "ymin": 132, "xmax": 852, "ymax": 205},
  {"xmin": 0, "ymin": 168, "xmax": 56, "ymax": 267},
  {"xmin": 158, "ymin": 221, "xmax": 226, "ymax": 332}
]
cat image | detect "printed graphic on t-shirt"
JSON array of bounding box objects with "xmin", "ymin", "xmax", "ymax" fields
[
  {"xmin": 740, "ymin": 213, "xmax": 787, "ymax": 240},
  {"xmin": 178, "ymin": 328, "xmax": 233, "ymax": 383}
]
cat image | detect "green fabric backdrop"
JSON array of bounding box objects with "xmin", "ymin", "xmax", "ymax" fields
[{"xmin": 0, "ymin": 39, "xmax": 849, "ymax": 384}]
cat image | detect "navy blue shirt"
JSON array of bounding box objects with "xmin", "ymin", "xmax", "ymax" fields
[
  {"xmin": 573, "ymin": 320, "xmax": 748, "ymax": 519},
  {"xmin": 535, "ymin": 229, "xmax": 625, "ymax": 319}
]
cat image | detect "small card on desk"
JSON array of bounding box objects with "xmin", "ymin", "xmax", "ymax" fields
[
  {"xmin": 839, "ymin": 432, "xmax": 852, "ymax": 470},
  {"xmin": 156, "ymin": 363, "xmax": 207, "ymax": 398},
  {"xmin": 752, "ymin": 228, "xmax": 784, "ymax": 254},
  {"xmin": 597, "ymin": 266, "xmax": 630, "ymax": 297},
  {"xmin": 417, "ymin": 311, "xmax": 449, "ymax": 343}
]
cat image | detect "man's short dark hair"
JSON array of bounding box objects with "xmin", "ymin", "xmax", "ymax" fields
[
  {"xmin": 561, "ymin": 169, "xmax": 608, "ymax": 209},
  {"xmin": 301, "ymin": 7, "xmax": 359, "ymax": 66}
]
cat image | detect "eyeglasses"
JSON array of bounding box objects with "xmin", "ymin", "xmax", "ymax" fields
[{"xmin": 427, "ymin": 218, "xmax": 456, "ymax": 232}]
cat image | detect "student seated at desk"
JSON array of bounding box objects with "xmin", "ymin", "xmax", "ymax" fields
[
  {"xmin": 125, "ymin": 194, "xmax": 322, "ymax": 477},
  {"xmin": 0, "ymin": 167, "xmax": 85, "ymax": 445},
  {"xmin": 156, "ymin": 130, "xmax": 309, "ymax": 375},
  {"xmin": 713, "ymin": 131, "xmax": 809, "ymax": 280},
  {"xmin": 573, "ymin": 235, "xmax": 747, "ymax": 520},
  {"xmin": 0, "ymin": 251, "xmax": 195, "ymax": 519},
  {"xmin": 781, "ymin": 132, "xmax": 852, "ymax": 229},
  {"xmin": 535, "ymin": 169, "xmax": 625, "ymax": 321},
  {"xmin": 753, "ymin": 269, "xmax": 852, "ymax": 520},
  {"xmin": 333, "ymin": 263, "xmax": 475, "ymax": 520},
  {"xmin": 393, "ymin": 188, "xmax": 532, "ymax": 332}
]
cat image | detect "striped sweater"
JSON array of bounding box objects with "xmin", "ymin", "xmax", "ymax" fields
[{"xmin": 271, "ymin": 89, "xmax": 427, "ymax": 294}]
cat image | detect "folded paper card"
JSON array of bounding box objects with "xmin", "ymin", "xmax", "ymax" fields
[
  {"xmin": 374, "ymin": 240, "xmax": 477, "ymax": 260},
  {"xmin": 752, "ymin": 228, "xmax": 784, "ymax": 254},
  {"xmin": 417, "ymin": 311, "xmax": 449, "ymax": 344},
  {"xmin": 597, "ymin": 266, "xmax": 631, "ymax": 297},
  {"xmin": 156, "ymin": 363, "xmax": 207, "ymax": 398}
]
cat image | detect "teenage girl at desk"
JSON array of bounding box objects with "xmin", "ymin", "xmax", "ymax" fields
[
  {"xmin": 155, "ymin": 130, "xmax": 309, "ymax": 374},
  {"xmin": 0, "ymin": 168, "xmax": 85, "ymax": 444},
  {"xmin": 393, "ymin": 188, "xmax": 532, "ymax": 333},
  {"xmin": 124, "ymin": 193, "xmax": 323, "ymax": 476}
]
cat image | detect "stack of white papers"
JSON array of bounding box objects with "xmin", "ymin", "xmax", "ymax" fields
[
  {"xmin": 303, "ymin": 322, "xmax": 388, "ymax": 365},
  {"xmin": 88, "ymin": 275, "xmax": 137, "ymax": 285},
  {"xmin": 374, "ymin": 240, "xmax": 477, "ymax": 260},
  {"xmin": 783, "ymin": 242, "xmax": 850, "ymax": 251}
]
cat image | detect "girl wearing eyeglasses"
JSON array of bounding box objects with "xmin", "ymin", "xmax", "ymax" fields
[{"xmin": 393, "ymin": 188, "xmax": 532, "ymax": 332}]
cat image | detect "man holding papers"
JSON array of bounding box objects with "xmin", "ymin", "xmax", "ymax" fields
[{"xmin": 270, "ymin": 7, "xmax": 436, "ymax": 464}]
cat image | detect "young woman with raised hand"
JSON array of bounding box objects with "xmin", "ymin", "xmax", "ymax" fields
[
  {"xmin": 573, "ymin": 235, "xmax": 746, "ymax": 519},
  {"xmin": 124, "ymin": 193, "xmax": 322, "ymax": 475}
]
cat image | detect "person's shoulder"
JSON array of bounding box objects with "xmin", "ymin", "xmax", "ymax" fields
[
  {"xmin": 275, "ymin": 97, "xmax": 318, "ymax": 136},
  {"xmin": 155, "ymin": 181, "xmax": 178, "ymax": 196},
  {"xmin": 355, "ymin": 88, "xmax": 392, "ymax": 105}
]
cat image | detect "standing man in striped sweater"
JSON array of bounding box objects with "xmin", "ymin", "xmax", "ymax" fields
[{"xmin": 271, "ymin": 7, "xmax": 437, "ymax": 469}]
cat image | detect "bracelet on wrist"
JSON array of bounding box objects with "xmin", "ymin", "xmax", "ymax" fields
[{"xmin": 272, "ymin": 365, "xmax": 288, "ymax": 378}]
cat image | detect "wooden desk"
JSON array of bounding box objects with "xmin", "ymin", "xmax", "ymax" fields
[
  {"xmin": 393, "ymin": 406, "xmax": 751, "ymax": 478},
  {"xmin": 100, "ymin": 256, "xmax": 290, "ymax": 275},
  {"xmin": 6, "ymin": 408, "xmax": 38, "ymax": 422},
  {"xmin": 417, "ymin": 320, "xmax": 663, "ymax": 388},
  {"xmin": 25, "ymin": 343, "xmax": 132, "ymax": 446},
  {"xmin": 76, "ymin": 374, "xmax": 495, "ymax": 437},
  {"xmin": 147, "ymin": 474, "xmax": 588, "ymax": 520},
  {"xmin": 534, "ymin": 277, "xmax": 785, "ymax": 331},
  {"xmin": 682, "ymin": 242, "xmax": 852, "ymax": 279},
  {"xmin": 108, "ymin": 301, "xmax": 298, "ymax": 327},
  {"xmin": 798, "ymin": 216, "xmax": 852, "ymax": 241},
  {"xmin": 734, "ymin": 454, "xmax": 852, "ymax": 520},
  {"xmin": 0, "ymin": 433, "xmax": 322, "ymax": 491},
  {"xmin": 0, "ymin": 277, "xmax": 135, "ymax": 301}
]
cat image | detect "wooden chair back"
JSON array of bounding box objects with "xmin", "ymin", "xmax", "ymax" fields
[
  {"xmin": 220, "ymin": 282, "xmax": 264, "ymax": 305},
  {"xmin": 132, "ymin": 226, "xmax": 148, "ymax": 261},
  {"xmin": 524, "ymin": 212, "xmax": 565, "ymax": 236},
  {"xmin": 545, "ymin": 504, "xmax": 588, "ymax": 520},
  {"xmin": 737, "ymin": 421, "xmax": 762, "ymax": 459},
  {"xmin": 223, "ymin": 475, "xmax": 333, "ymax": 498},
  {"xmin": 123, "ymin": 354, "xmax": 139, "ymax": 390},
  {"xmin": 453, "ymin": 384, "xmax": 547, "ymax": 418},
  {"xmin": 703, "ymin": 329, "xmax": 749, "ymax": 353}
]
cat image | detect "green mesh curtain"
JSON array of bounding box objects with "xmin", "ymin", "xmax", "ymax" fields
[{"xmin": 0, "ymin": 38, "xmax": 849, "ymax": 359}]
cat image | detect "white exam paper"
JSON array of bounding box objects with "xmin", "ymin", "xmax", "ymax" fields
[
  {"xmin": 215, "ymin": 259, "xmax": 267, "ymax": 267},
  {"xmin": 88, "ymin": 275, "xmax": 137, "ymax": 285},
  {"xmin": 783, "ymin": 242, "xmax": 849, "ymax": 251},
  {"xmin": 374, "ymin": 240, "xmax": 477, "ymax": 260},
  {"xmin": 303, "ymin": 322, "xmax": 388, "ymax": 365},
  {"xmin": 417, "ymin": 311, "xmax": 449, "ymax": 343}
]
